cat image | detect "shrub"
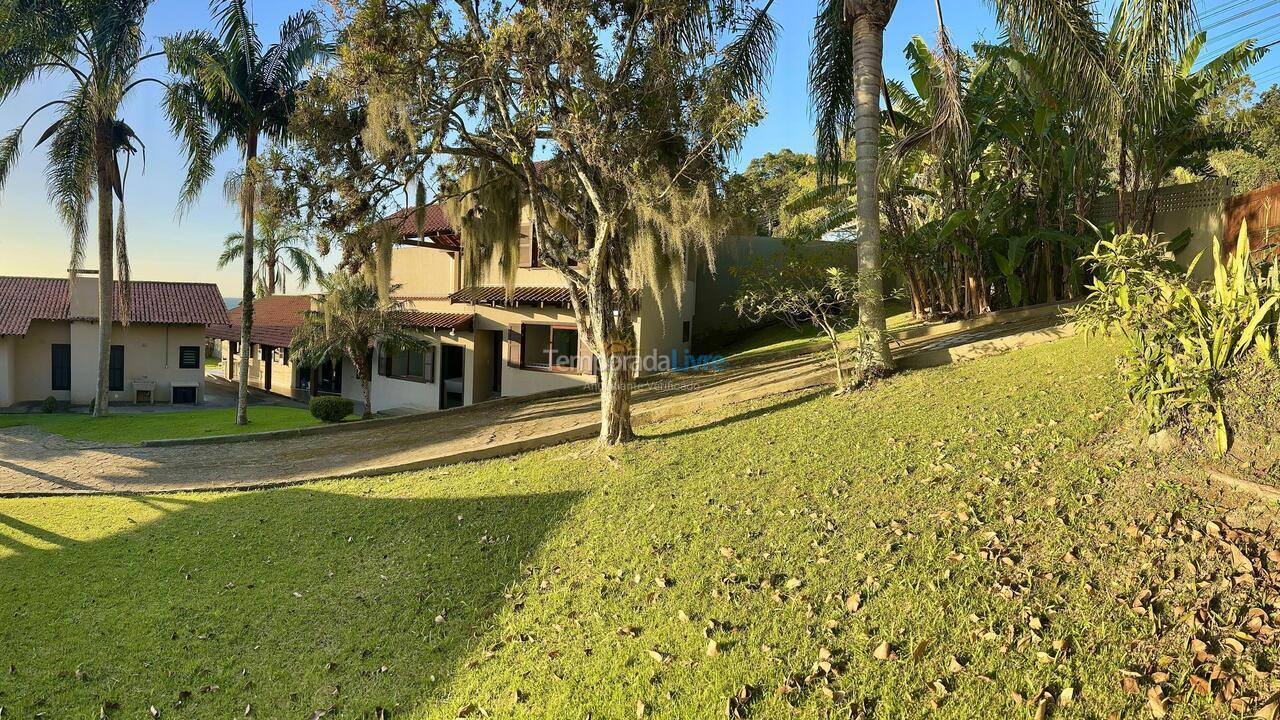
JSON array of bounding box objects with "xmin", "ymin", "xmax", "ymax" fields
[
  {"xmin": 1072, "ymin": 223, "xmax": 1280, "ymax": 453},
  {"xmin": 309, "ymin": 396, "xmax": 353, "ymax": 423},
  {"xmin": 41, "ymin": 396, "xmax": 58, "ymax": 414},
  {"xmin": 732, "ymin": 245, "xmax": 860, "ymax": 390}
]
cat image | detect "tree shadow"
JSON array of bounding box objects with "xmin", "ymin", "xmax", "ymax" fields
[
  {"xmin": 639, "ymin": 388, "xmax": 826, "ymax": 441},
  {"xmin": 0, "ymin": 486, "xmax": 580, "ymax": 717}
]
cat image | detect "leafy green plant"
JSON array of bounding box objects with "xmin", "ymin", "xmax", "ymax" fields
[
  {"xmin": 732, "ymin": 246, "xmax": 860, "ymax": 390},
  {"xmin": 41, "ymin": 396, "xmax": 59, "ymax": 414},
  {"xmin": 308, "ymin": 397, "xmax": 353, "ymax": 423},
  {"xmin": 1072, "ymin": 223, "xmax": 1280, "ymax": 453}
]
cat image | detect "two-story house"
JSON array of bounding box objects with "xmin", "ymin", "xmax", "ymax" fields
[{"xmin": 358, "ymin": 205, "xmax": 696, "ymax": 414}]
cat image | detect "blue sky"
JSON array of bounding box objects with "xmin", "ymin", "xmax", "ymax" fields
[{"xmin": 1, "ymin": 0, "xmax": 1273, "ymax": 297}]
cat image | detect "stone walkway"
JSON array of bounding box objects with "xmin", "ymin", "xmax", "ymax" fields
[{"xmin": 0, "ymin": 309, "xmax": 1074, "ymax": 495}]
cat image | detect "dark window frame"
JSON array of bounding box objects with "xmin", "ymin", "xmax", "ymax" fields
[
  {"xmin": 380, "ymin": 345, "xmax": 435, "ymax": 384},
  {"xmin": 521, "ymin": 323, "xmax": 579, "ymax": 373},
  {"xmin": 51, "ymin": 344, "xmax": 71, "ymax": 391},
  {"xmin": 178, "ymin": 346, "xmax": 200, "ymax": 369}
]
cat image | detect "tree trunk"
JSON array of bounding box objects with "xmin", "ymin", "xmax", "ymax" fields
[
  {"xmin": 236, "ymin": 135, "xmax": 259, "ymax": 426},
  {"xmin": 265, "ymin": 253, "xmax": 276, "ymax": 296},
  {"xmin": 361, "ymin": 376, "xmax": 373, "ymax": 420},
  {"xmin": 851, "ymin": 15, "xmax": 893, "ymax": 375},
  {"xmin": 92, "ymin": 120, "xmax": 115, "ymax": 417},
  {"xmin": 598, "ymin": 350, "xmax": 634, "ymax": 445}
]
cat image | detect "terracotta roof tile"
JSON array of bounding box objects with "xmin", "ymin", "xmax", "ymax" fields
[
  {"xmin": 205, "ymin": 295, "xmax": 312, "ymax": 347},
  {"xmin": 449, "ymin": 286, "xmax": 571, "ymax": 307},
  {"xmin": 397, "ymin": 311, "xmax": 473, "ymax": 331},
  {"xmin": 0, "ymin": 276, "xmax": 228, "ymax": 336},
  {"xmin": 382, "ymin": 205, "xmax": 461, "ymax": 251}
]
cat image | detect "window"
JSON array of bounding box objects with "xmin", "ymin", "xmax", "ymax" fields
[
  {"xmin": 682, "ymin": 320, "xmax": 691, "ymax": 343},
  {"xmin": 178, "ymin": 346, "xmax": 200, "ymax": 369},
  {"xmin": 51, "ymin": 344, "xmax": 70, "ymax": 391},
  {"xmin": 109, "ymin": 345, "xmax": 124, "ymax": 392},
  {"xmin": 380, "ymin": 346, "xmax": 433, "ymax": 382},
  {"xmin": 521, "ymin": 324, "xmax": 578, "ymax": 370}
]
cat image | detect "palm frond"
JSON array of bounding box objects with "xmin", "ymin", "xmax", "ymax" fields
[
  {"xmin": 810, "ymin": 0, "xmax": 856, "ymax": 183},
  {"xmin": 715, "ymin": 1, "xmax": 778, "ymax": 104}
]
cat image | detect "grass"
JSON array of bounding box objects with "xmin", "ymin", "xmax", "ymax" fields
[
  {"xmin": 0, "ymin": 406, "xmax": 335, "ymax": 444},
  {"xmin": 719, "ymin": 299, "xmax": 916, "ymax": 361},
  {"xmin": 205, "ymin": 356, "xmax": 221, "ymax": 370},
  {"xmin": 1, "ymin": 334, "xmax": 1277, "ymax": 718}
]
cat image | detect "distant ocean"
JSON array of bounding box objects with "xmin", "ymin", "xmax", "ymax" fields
[{"xmin": 224, "ymin": 297, "xmax": 241, "ymax": 309}]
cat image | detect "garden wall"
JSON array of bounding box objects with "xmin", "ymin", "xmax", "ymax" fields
[{"xmin": 1091, "ymin": 178, "xmax": 1233, "ymax": 281}]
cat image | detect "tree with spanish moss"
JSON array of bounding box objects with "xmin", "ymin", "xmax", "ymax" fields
[{"xmin": 337, "ymin": 0, "xmax": 778, "ymax": 445}]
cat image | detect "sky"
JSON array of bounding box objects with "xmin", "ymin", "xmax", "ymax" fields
[{"xmin": 2, "ymin": 0, "xmax": 1276, "ymax": 298}]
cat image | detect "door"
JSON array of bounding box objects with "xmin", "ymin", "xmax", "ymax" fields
[
  {"xmin": 318, "ymin": 359, "xmax": 342, "ymax": 394},
  {"xmin": 264, "ymin": 345, "xmax": 273, "ymax": 391},
  {"xmin": 440, "ymin": 345, "xmax": 465, "ymax": 409}
]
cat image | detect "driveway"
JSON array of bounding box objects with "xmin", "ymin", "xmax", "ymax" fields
[{"xmin": 0, "ymin": 308, "xmax": 1075, "ymax": 495}]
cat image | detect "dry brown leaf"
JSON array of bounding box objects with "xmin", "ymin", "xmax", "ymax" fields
[
  {"xmin": 873, "ymin": 642, "xmax": 893, "ymax": 661},
  {"xmin": 1147, "ymin": 687, "xmax": 1166, "ymax": 718}
]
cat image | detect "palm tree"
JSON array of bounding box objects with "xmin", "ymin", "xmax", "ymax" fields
[
  {"xmin": 290, "ymin": 273, "xmax": 430, "ymax": 420},
  {"xmin": 218, "ymin": 210, "xmax": 322, "ymax": 296},
  {"xmin": 1, "ymin": 0, "xmax": 163, "ymax": 416},
  {"xmin": 164, "ymin": 0, "xmax": 329, "ymax": 425},
  {"xmin": 809, "ymin": 0, "xmax": 1134, "ymax": 376}
]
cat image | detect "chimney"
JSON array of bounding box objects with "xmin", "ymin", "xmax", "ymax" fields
[{"xmin": 68, "ymin": 269, "xmax": 101, "ymax": 319}]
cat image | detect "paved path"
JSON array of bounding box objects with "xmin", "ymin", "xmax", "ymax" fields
[{"xmin": 0, "ymin": 311, "xmax": 1074, "ymax": 496}]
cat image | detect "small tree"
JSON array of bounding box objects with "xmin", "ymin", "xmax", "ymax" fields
[
  {"xmin": 733, "ymin": 248, "xmax": 861, "ymax": 391},
  {"xmin": 289, "ymin": 273, "xmax": 429, "ymax": 420}
]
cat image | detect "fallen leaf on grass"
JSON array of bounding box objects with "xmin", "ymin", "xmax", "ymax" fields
[
  {"xmin": 1147, "ymin": 687, "xmax": 1167, "ymax": 718},
  {"xmin": 873, "ymin": 642, "xmax": 893, "ymax": 661}
]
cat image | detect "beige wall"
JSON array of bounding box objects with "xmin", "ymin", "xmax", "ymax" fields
[
  {"xmin": 15, "ymin": 320, "xmax": 71, "ymax": 404},
  {"xmin": 391, "ymin": 246, "xmax": 458, "ymax": 297},
  {"xmin": 9, "ymin": 321, "xmax": 205, "ymax": 405},
  {"xmin": 1091, "ymin": 179, "xmax": 1231, "ymax": 282},
  {"xmin": 0, "ymin": 336, "xmax": 15, "ymax": 407}
]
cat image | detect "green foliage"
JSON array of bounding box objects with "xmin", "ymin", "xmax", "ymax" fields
[
  {"xmin": 290, "ymin": 272, "xmax": 430, "ymax": 419},
  {"xmin": 41, "ymin": 396, "xmax": 58, "ymax": 414},
  {"xmin": 733, "ymin": 245, "xmax": 860, "ymax": 387},
  {"xmin": 1072, "ymin": 224, "xmax": 1280, "ymax": 453},
  {"xmin": 724, "ymin": 150, "xmax": 818, "ymax": 237},
  {"xmin": 218, "ymin": 207, "xmax": 323, "ymax": 296},
  {"xmin": 308, "ymin": 396, "xmax": 353, "ymax": 423}
]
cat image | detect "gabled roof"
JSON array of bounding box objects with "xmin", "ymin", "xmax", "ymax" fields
[
  {"xmin": 0, "ymin": 276, "xmax": 228, "ymax": 336},
  {"xmin": 382, "ymin": 205, "xmax": 461, "ymax": 251},
  {"xmin": 205, "ymin": 295, "xmax": 312, "ymax": 347},
  {"xmin": 449, "ymin": 286, "xmax": 572, "ymax": 308}
]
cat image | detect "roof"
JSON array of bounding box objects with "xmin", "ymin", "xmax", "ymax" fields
[
  {"xmin": 397, "ymin": 311, "xmax": 473, "ymax": 332},
  {"xmin": 205, "ymin": 295, "xmax": 312, "ymax": 347},
  {"xmin": 0, "ymin": 276, "xmax": 228, "ymax": 336},
  {"xmin": 382, "ymin": 205, "xmax": 461, "ymax": 251},
  {"xmin": 448, "ymin": 286, "xmax": 572, "ymax": 307}
]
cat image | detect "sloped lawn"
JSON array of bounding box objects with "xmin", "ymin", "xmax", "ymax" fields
[
  {"xmin": 1, "ymin": 335, "xmax": 1277, "ymax": 719},
  {"xmin": 0, "ymin": 406, "xmax": 337, "ymax": 444}
]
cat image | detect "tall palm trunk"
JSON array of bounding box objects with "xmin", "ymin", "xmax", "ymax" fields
[
  {"xmin": 92, "ymin": 119, "xmax": 115, "ymax": 417},
  {"xmin": 236, "ymin": 134, "xmax": 258, "ymax": 425},
  {"xmin": 851, "ymin": 14, "xmax": 893, "ymax": 373},
  {"xmin": 265, "ymin": 250, "xmax": 277, "ymax": 295}
]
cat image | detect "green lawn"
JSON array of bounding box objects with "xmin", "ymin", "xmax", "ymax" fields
[
  {"xmin": 719, "ymin": 299, "xmax": 917, "ymax": 361},
  {"xmin": 1, "ymin": 335, "xmax": 1276, "ymax": 718},
  {"xmin": 0, "ymin": 405, "xmax": 334, "ymax": 444}
]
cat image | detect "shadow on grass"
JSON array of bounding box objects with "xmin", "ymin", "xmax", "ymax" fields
[
  {"xmin": 0, "ymin": 486, "xmax": 580, "ymax": 717},
  {"xmin": 640, "ymin": 388, "xmax": 827, "ymax": 442}
]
